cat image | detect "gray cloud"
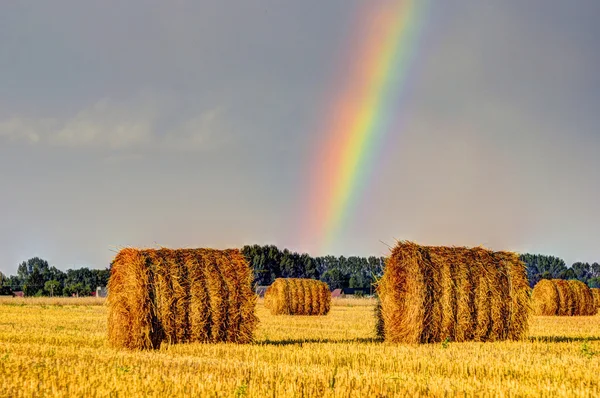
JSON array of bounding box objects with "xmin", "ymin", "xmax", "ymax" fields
[
  {"xmin": 0, "ymin": 96, "xmax": 228, "ymax": 152},
  {"xmin": 0, "ymin": 0, "xmax": 599, "ymax": 274}
]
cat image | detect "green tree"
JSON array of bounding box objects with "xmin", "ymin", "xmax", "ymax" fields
[{"xmin": 44, "ymin": 280, "xmax": 61, "ymax": 297}]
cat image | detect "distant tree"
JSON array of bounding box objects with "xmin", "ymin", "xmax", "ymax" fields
[
  {"xmin": 320, "ymin": 268, "xmax": 347, "ymax": 290},
  {"xmin": 571, "ymin": 262, "xmax": 592, "ymax": 284},
  {"xmin": 0, "ymin": 272, "xmax": 12, "ymax": 296},
  {"xmin": 44, "ymin": 280, "xmax": 61, "ymax": 297},
  {"xmin": 520, "ymin": 254, "xmax": 567, "ymax": 287}
]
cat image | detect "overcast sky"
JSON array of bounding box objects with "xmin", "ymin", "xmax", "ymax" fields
[{"xmin": 1, "ymin": 1, "xmax": 599, "ymax": 274}]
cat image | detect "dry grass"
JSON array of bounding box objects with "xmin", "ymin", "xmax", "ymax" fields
[
  {"xmin": 107, "ymin": 248, "xmax": 258, "ymax": 349},
  {"xmin": 377, "ymin": 242, "xmax": 531, "ymax": 343},
  {"xmin": 0, "ymin": 299, "xmax": 599, "ymax": 397},
  {"xmin": 265, "ymin": 278, "xmax": 331, "ymax": 315},
  {"xmin": 0, "ymin": 296, "xmax": 105, "ymax": 306}
]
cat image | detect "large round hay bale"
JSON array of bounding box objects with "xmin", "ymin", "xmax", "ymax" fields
[
  {"xmin": 568, "ymin": 280, "xmax": 595, "ymax": 316},
  {"xmin": 531, "ymin": 280, "xmax": 560, "ymax": 316},
  {"xmin": 553, "ymin": 279, "xmax": 575, "ymax": 316},
  {"xmin": 592, "ymin": 288, "xmax": 600, "ymax": 313},
  {"xmin": 376, "ymin": 242, "xmax": 531, "ymax": 344},
  {"xmin": 265, "ymin": 278, "xmax": 330, "ymax": 315},
  {"xmin": 107, "ymin": 248, "xmax": 258, "ymax": 350}
]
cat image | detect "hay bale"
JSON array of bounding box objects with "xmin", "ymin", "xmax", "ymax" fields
[
  {"xmin": 376, "ymin": 241, "xmax": 531, "ymax": 344},
  {"xmin": 568, "ymin": 280, "xmax": 595, "ymax": 316},
  {"xmin": 531, "ymin": 279, "xmax": 595, "ymax": 316},
  {"xmin": 592, "ymin": 288, "xmax": 600, "ymax": 312},
  {"xmin": 531, "ymin": 280, "xmax": 560, "ymax": 316},
  {"xmin": 553, "ymin": 279, "xmax": 575, "ymax": 316},
  {"xmin": 107, "ymin": 248, "xmax": 258, "ymax": 350},
  {"xmin": 265, "ymin": 278, "xmax": 330, "ymax": 315}
]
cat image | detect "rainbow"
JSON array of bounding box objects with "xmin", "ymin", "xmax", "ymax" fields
[{"xmin": 304, "ymin": 1, "xmax": 429, "ymax": 253}]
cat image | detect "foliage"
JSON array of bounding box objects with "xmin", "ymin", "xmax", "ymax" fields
[
  {"xmin": 241, "ymin": 245, "xmax": 384, "ymax": 292},
  {"xmin": 4, "ymin": 257, "xmax": 110, "ymax": 297}
]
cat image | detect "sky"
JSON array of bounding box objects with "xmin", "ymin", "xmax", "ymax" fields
[{"xmin": 1, "ymin": 0, "xmax": 599, "ymax": 274}]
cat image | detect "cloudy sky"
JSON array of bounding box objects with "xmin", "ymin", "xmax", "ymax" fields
[{"xmin": 1, "ymin": 0, "xmax": 599, "ymax": 274}]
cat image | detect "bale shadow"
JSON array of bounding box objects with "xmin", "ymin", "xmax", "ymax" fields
[
  {"xmin": 530, "ymin": 336, "xmax": 600, "ymax": 343},
  {"xmin": 257, "ymin": 337, "xmax": 382, "ymax": 346}
]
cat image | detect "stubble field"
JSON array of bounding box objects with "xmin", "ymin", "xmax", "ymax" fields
[{"xmin": 0, "ymin": 297, "xmax": 599, "ymax": 397}]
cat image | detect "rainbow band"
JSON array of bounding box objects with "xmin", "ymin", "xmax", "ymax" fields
[{"xmin": 306, "ymin": 1, "xmax": 428, "ymax": 253}]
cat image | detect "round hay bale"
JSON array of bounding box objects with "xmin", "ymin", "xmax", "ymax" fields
[
  {"xmin": 531, "ymin": 280, "xmax": 560, "ymax": 316},
  {"xmin": 107, "ymin": 248, "xmax": 258, "ymax": 350},
  {"xmin": 266, "ymin": 278, "xmax": 331, "ymax": 316},
  {"xmin": 553, "ymin": 279, "xmax": 575, "ymax": 316},
  {"xmin": 568, "ymin": 280, "xmax": 595, "ymax": 316},
  {"xmin": 592, "ymin": 288, "xmax": 600, "ymax": 313},
  {"xmin": 376, "ymin": 241, "xmax": 531, "ymax": 344}
]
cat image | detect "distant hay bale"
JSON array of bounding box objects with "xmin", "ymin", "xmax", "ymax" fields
[
  {"xmin": 592, "ymin": 288, "xmax": 600, "ymax": 312},
  {"xmin": 554, "ymin": 279, "xmax": 575, "ymax": 316},
  {"xmin": 531, "ymin": 280, "xmax": 560, "ymax": 316},
  {"xmin": 531, "ymin": 279, "xmax": 595, "ymax": 316},
  {"xmin": 265, "ymin": 278, "xmax": 330, "ymax": 315},
  {"xmin": 376, "ymin": 242, "xmax": 531, "ymax": 344},
  {"xmin": 107, "ymin": 248, "xmax": 258, "ymax": 350},
  {"xmin": 568, "ymin": 280, "xmax": 595, "ymax": 316}
]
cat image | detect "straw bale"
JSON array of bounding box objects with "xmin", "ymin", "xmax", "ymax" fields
[
  {"xmin": 592, "ymin": 288, "xmax": 600, "ymax": 312},
  {"xmin": 531, "ymin": 279, "xmax": 560, "ymax": 316},
  {"xmin": 568, "ymin": 280, "xmax": 595, "ymax": 316},
  {"xmin": 376, "ymin": 241, "xmax": 531, "ymax": 344},
  {"xmin": 266, "ymin": 278, "xmax": 331, "ymax": 316},
  {"xmin": 107, "ymin": 248, "xmax": 258, "ymax": 349},
  {"xmin": 498, "ymin": 252, "xmax": 531, "ymax": 340},
  {"xmin": 553, "ymin": 279, "xmax": 575, "ymax": 316},
  {"xmin": 531, "ymin": 279, "xmax": 595, "ymax": 316}
]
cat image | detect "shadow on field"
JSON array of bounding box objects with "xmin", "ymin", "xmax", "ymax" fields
[
  {"xmin": 257, "ymin": 337, "xmax": 382, "ymax": 346},
  {"xmin": 530, "ymin": 336, "xmax": 600, "ymax": 343}
]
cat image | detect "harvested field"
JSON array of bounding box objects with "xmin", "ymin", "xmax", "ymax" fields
[{"xmin": 0, "ymin": 298, "xmax": 599, "ymax": 397}]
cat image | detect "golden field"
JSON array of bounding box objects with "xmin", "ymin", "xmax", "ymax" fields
[{"xmin": 0, "ymin": 297, "xmax": 599, "ymax": 397}]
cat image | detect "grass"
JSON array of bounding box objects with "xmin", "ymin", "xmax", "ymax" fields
[{"xmin": 0, "ymin": 298, "xmax": 599, "ymax": 396}]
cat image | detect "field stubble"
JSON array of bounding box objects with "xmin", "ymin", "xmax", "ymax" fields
[{"xmin": 0, "ymin": 297, "xmax": 599, "ymax": 397}]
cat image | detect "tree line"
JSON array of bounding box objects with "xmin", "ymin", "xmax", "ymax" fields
[
  {"xmin": 241, "ymin": 244, "xmax": 386, "ymax": 292},
  {"xmin": 521, "ymin": 254, "xmax": 600, "ymax": 288},
  {"xmin": 0, "ymin": 257, "xmax": 110, "ymax": 297},
  {"xmin": 0, "ymin": 248, "xmax": 598, "ymax": 297}
]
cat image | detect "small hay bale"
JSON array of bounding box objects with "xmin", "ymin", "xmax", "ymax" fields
[
  {"xmin": 531, "ymin": 280, "xmax": 560, "ymax": 316},
  {"xmin": 376, "ymin": 241, "xmax": 531, "ymax": 344},
  {"xmin": 265, "ymin": 278, "xmax": 331, "ymax": 316},
  {"xmin": 107, "ymin": 248, "xmax": 258, "ymax": 350},
  {"xmin": 568, "ymin": 280, "xmax": 595, "ymax": 316}
]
